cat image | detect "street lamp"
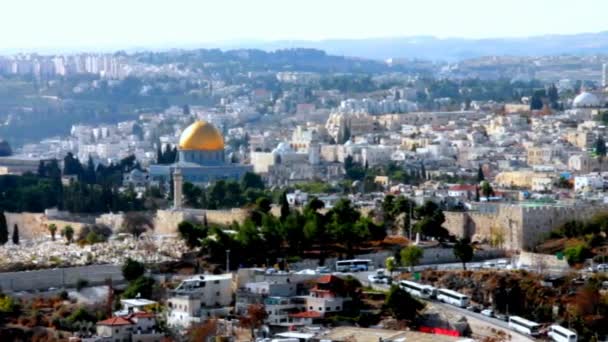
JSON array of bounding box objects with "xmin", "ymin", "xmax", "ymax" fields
[{"xmin": 226, "ymin": 249, "xmax": 231, "ymax": 273}]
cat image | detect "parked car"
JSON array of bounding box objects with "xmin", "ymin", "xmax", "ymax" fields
[
  {"xmin": 316, "ymin": 266, "xmax": 331, "ymax": 274},
  {"xmin": 466, "ymin": 305, "xmax": 481, "ymax": 313},
  {"xmin": 481, "ymin": 309, "xmax": 494, "ymax": 317},
  {"xmin": 368, "ymin": 274, "xmax": 392, "ymax": 284},
  {"xmin": 495, "ymin": 313, "xmax": 508, "ymax": 321}
]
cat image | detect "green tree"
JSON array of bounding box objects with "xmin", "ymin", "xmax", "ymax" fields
[
  {"xmin": 122, "ymin": 258, "xmax": 146, "ymax": 282},
  {"xmin": 61, "ymin": 225, "xmax": 74, "ymax": 244},
  {"xmin": 481, "ymin": 181, "xmax": 494, "ymax": 198},
  {"xmin": 122, "ymin": 276, "xmax": 155, "ymax": 299},
  {"xmin": 384, "ymin": 285, "xmax": 425, "ymax": 321},
  {"xmin": 477, "ymin": 165, "xmax": 485, "ymax": 182},
  {"xmin": 0, "ymin": 211, "xmax": 7, "ymax": 245},
  {"xmin": 241, "ymin": 172, "xmax": 264, "ymax": 190},
  {"xmin": 595, "ymin": 136, "xmax": 607, "ymax": 172},
  {"xmin": 279, "ymin": 191, "xmax": 290, "ymax": 221},
  {"xmin": 530, "ymin": 91, "xmax": 544, "ymax": 110},
  {"xmin": 11, "ymin": 224, "xmax": 19, "ymax": 245},
  {"xmin": 453, "ymin": 237, "xmax": 474, "ymax": 270},
  {"xmin": 48, "ymin": 223, "xmax": 57, "ymax": 241},
  {"xmin": 183, "ymin": 182, "xmax": 203, "ymax": 208},
  {"xmin": 327, "ymin": 199, "xmax": 363, "ymax": 257},
  {"xmin": 121, "ymin": 212, "xmax": 154, "ymax": 238},
  {"xmin": 401, "ymin": 245, "xmax": 424, "ymax": 271},
  {"xmin": 564, "ymin": 243, "xmax": 591, "ymax": 265},
  {"xmin": 178, "ymin": 221, "xmax": 207, "ymax": 249},
  {"xmin": 385, "ymin": 256, "xmax": 396, "ymax": 276}
]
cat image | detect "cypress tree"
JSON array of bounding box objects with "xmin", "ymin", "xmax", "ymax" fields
[
  {"xmin": 477, "ymin": 165, "xmax": 485, "ymax": 182},
  {"xmin": 12, "ymin": 224, "xmax": 19, "ymax": 245},
  {"xmin": 0, "ymin": 212, "xmax": 8, "ymax": 245},
  {"xmin": 280, "ymin": 191, "xmax": 290, "ymax": 222}
]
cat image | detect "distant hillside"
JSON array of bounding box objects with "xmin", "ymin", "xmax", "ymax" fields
[{"xmin": 221, "ymin": 31, "xmax": 608, "ymax": 61}]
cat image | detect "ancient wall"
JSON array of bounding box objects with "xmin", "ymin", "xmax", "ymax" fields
[
  {"xmin": 444, "ymin": 203, "xmax": 608, "ymax": 251},
  {"xmin": 443, "ymin": 212, "xmax": 468, "ymax": 238},
  {"xmin": 154, "ymin": 208, "xmax": 250, "ymax": 234},
  {"xmin": 518, "ymin": 251, "xmax": 569, "ymax": 271},
  {"xmin": 4, "ymin": 213, "xmax": 87, "ymax": 241}
]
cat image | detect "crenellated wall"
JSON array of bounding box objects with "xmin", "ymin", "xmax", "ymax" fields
[{"xmin": 443, "ymin": 203, "xmax": 608, "ymax": 251}]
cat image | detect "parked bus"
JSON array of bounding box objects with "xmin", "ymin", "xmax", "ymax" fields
[
  {"xmin": 548, "ymin": 324, "xmax": 577, "ymax": 342},
  {"xmin": 399, "ymin": 280, "xmax": 435, "ymax": 299},
  {"xmin": 508, "ymin": 316, "xmax": 541, "ymax": 336},
  {"xmin": 335, "ymin": 259, "xmax": 373, "ymax": 272},
  {"xmin": 436, "ymin": 288, "xmax": 469, "ymax": 307}
]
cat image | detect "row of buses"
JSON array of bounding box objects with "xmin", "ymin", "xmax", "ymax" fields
[{"xmin": 398, "ymin": 280, "xmax": 577, "ymax": 341}]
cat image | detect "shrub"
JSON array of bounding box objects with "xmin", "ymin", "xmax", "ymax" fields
[
  {"xmin": 564, "ymin": 243, "xmax": 591, "ymax": 265},
  {"xmin": 76, "ymin": 279, "xmax": 89, "ymax": 291}
]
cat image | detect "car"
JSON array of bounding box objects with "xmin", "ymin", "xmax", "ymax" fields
[
  {"xmin": 597, "ymin": 264, "xmax": 608, "ymax": 272},
  {"xmin": 466, "ymin": 305, "xmax": 481, "ymax": 313},
  {"xmin": 316, "ymin": 266, "xmax": 331, "ymax": 274},
  {"xmin": 495, "ymin": 313, "xmax": 508, "ymax": 321},
  {"xmin": 481, "ymin": 309, "xmax": 494, "ymax": 317},
  {"xmin": 368, "ymin": 274, "xmax": 392, "ymax": 284}
]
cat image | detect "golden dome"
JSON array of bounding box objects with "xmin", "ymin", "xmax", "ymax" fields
[{"xmin": 178, "ymin": 121, "xmax": 224, "ymax": 151}]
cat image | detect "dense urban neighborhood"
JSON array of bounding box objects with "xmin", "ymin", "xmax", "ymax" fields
[{"xmin": 3, "ymin": 4, "xmax": 608, "ymax": 341}]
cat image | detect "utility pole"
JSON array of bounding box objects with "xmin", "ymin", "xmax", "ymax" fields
[
  {"xmin": 409, "ymin": 204, "xmax": 413, "ymax": 241},
  {"xmin": 226, "ymin": 249, "xmax": 231, "ymax": 273}
]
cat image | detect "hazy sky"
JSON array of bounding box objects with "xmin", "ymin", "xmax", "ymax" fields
[{"xmin": 3, "ymin": 0, "xmax": 608, "ymax": 50}]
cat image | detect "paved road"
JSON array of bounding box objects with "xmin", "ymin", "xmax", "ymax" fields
[
  {"xmin": 431, "ymin": 301, "xmax": 536, "ymax": 342},
  {"xmin": 341, "ymin": 271, "xmax": 537, "ymax": 342}
]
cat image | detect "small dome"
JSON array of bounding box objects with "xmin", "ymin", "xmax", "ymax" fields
[
  {"xmin": 178, "ymin": 121, "xmax": 224, "ymax": 151},
  {"xmin": 573, "ymin": 92, "xmax": 600, "ymax": 108}
]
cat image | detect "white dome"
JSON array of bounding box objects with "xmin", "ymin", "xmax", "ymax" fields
[{"xmin": 573, "ymin": 92, "xmax": 600, "ymax": 108}]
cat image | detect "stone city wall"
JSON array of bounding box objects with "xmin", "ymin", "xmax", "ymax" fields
[
  {"xmin": 4, "ymin": 212, "xmax": 87, "ymax": 241},
  {"xmin": 517, "ymin": 251, "xmax": 569, "ymax": 271},
  {"xmin": 444, "ymin": 203, "xmax": 608, "ymax": 251},
  {"xmin": 154, "ymin": 208, "xmax": 251, "ymax": 234}
]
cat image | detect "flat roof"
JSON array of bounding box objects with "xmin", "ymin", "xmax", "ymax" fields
[
  {"xmin": 184, "ymin": 273, "xmax": 232, "ymax": 282},
  {"xmin": 275, "ymin": 332, "xmax": 316, "ymax": 339},
  {"xmin": 120, "ymin": 298, "xmax": 157, "ymax": 306}
]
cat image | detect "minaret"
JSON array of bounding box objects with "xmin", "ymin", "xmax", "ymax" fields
[
  {"xmin": 603, "ymin": 63, "xmax": 608, "ymax": 88},
  {"xmin": 173, "ymin": 169, "xmax": 183, "ymax": 210}
]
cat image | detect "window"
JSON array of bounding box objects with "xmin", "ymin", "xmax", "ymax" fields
[
  {"xmin": 336, "ymin": 306, "xmax": 341, "ymax": 311},
  {"xmin": 216, "ymin": 291, "xmax": 220, "ymax": 296},
  {"xmin": 318, "ymin": 307, "xmax": 323, "ymax": 311},
  {"xmin": 309, "ymin": 306, "xmax": 313, "ymax": 310}
]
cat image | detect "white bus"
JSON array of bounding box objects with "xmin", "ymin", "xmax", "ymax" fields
[
  {"xmin": 335, "ymin": 259, "xmax": 373, "ymax": 272},
  {"xmin": 436, "ymin": 288, "xmax": 469, "ymax": 307},
  {"xmin": 508, "ymin": 316, "xmax": 541, "ymax": 336},
  {"xmin": 548, "ymin": 324, "xmax": 577, "ymax": 342},
  {"xmin": 399, "ymin": 280, "xmax": 436, "ymax": 299}
]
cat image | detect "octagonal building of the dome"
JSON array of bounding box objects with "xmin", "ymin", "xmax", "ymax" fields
[{"xmin": 149, "ymin": 120, "xmax": 252, "ymax": 188}]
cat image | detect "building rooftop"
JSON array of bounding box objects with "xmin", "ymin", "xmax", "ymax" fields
[{"xmin": 97, "ymin": 317, "xmax": 134, "ymax": 326}]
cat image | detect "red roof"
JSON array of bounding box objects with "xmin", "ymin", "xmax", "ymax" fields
[
  {"xmin": 316, "ymin": 275, "xmax": 339, "ymax": 284},
  {"xmin": 289, "ymin": 311, "xmax": 322, "ymax": 318},
  {"xmin": 97, "ymin": 317, "xmax": 134, "ymax": 326},
  {"xmin": 449, "ymin": 184, "xmax": 477, "ymax": 191}
]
